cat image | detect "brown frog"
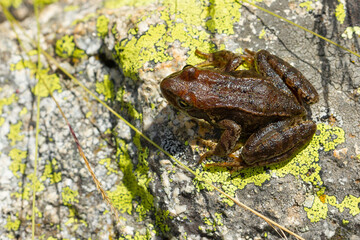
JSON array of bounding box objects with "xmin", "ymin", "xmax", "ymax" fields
[{"xmin": 160, "ymin": 49, "xmax": 319, "ymax": 169}]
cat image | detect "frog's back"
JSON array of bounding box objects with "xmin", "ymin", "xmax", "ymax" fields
[{"xmin": 192, "ymin": 71, "xmax": 305, "ymax": 118}]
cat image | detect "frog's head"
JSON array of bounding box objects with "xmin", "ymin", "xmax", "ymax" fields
[
  {"xmin": 160, "ymin": 65, "xmax": 211, "ymax": 120},
  {"xmin": 160, "ymin": 65, "xmax": 198, "ymax": 110}
]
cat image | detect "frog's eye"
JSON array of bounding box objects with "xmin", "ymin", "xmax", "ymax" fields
[
  {"xmin": 182, "ymin": 64, "xmax": 193, "ymax": 70},
  {"xmin": 177, "ymin": 99, "xmax": 190, "ymax": 109}
]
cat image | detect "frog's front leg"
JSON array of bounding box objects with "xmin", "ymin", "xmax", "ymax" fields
[
  {"xmin": 199, "ymin": 119, "xmax": 242, "ymax": 164},
  {"xmin": 205, "ymin": 118, "xmax": 316, "ymax": 169}
]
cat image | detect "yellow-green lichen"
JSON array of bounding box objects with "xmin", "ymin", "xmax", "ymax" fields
[
  {"xmin": 107, "ymin": 134, "xmax": 153, "ymax": 222},
  {"xmin": 104, "ymin": 0, "xmax": 156, "ymax": 8},
  {"xmin": 342, "ymin": 219, "xmax": 349, "ymax": 225},
  {"xmin": 335, "ymin": 2, "xmax": 345, "ymax": 24},
  {"xmin": 19, "ymin": 107, "xmax": 27, "ymax": 116},
  {"xmin": 86, "ymin": 111, "xmax": 92, "ymax": 118},
  {"xmin": 62, "ymin": 186, "xmax": 79, "ymax": 206},
  {"xmin": 40, "ymin": 158, "xmax": 62, "ymax": 184},
  {"xmin": 0, "ymin": 0, "xmax": 22, "ymax": 8},
  {"xmin": 113, "ymin": 0, "xmax": 248, "ymax": 80},
  {"xmin": 55, "ymin": 35, "xmax": 85, "ymax": 59},
  {"xmin": 64, "ymin": 5, "xmax": 79, "ymax": 12},
  {"xmin": 96, "ymin": 15, "xmax": 110, "ymax": 38},
  {"xmin": 5, "ymin": 215, "xmax": 21, "ymax": 231},
  {"xmin": 327, "ymin": 194, "xmax": 360, "ymax": 216},
  {"xmin": 299, "ymin": 1, "xmax": 315, "ymax": 12},
  {"xmin": 11, "ymin": 182, "xmax": 31, "ymax": 200},
  {"xmin": 32, "ymin": 0, "xmax": 57, "ymax": 8},
  {"xmin": 341, "ymin": 26, "xmax": 360, "ymax": 39},
  {"xmin": 32, "ymin": 69, "xmax": 62, "ymax": 97},
  {"xmin": 205, "ymin": 0, "xmax": 241, "ymax": 34},
  {"xmin": 65, "ymin": 206, "xmax": 88, "ymax": 228},
  {"xmin": 0, "ymin": 93, "xmax": 18, "ymax": 115},
  {"xmin": 28, "ymin": 172, "xmax": 45, "ymax": 193},
  {"xmin": 26, "ymin": 206, "xmax": 42, "ymax": 219},
  {"xmin": 99, "ymin": 157, "xmax": 118, "ymax": 175},
  {"xmin": 10, "ymin": 59, "xmax": 62, "ymax": 97},
  {"xmin": 155, "ymin": 209, "xmax": 171, "ymax": 233},
  {"xmin": 56, "ymin": 35, "xmax": 76, "ymax": 58},
  {"xmin": 202, "ymin": 212, "xmax": 223, "ymax": 233},
  {"xmin": 96, "ymin": 74, "xmax": 114, "ymax": 101},
  {"xmin": 116, "ymin": 88, "xmax": 143, "ymax": 121},
  {"xmin": 119, "ymin": 225, "xmax": 156, "ymax": 240},
  {"xmin": 8, "ymin": 122, "xmax": 24, "ymax": 146},
  {"xmin": 259, "ymin": 28, "xmax": 266, "ymax": 39},
  {"xmin": 304, "ymin": 194, "xmax": 328, "ymax": 222},
  {"xmin": 10, "ymin": 59, "xmax": 36, "ymax": 72}
]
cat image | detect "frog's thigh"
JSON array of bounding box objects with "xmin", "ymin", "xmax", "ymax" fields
[
  {"xmin": 241, "ymin": 119, "xmax": 316, "ymax": 166},
  {"xmin": 255, "ymin": 50, "xmax": 318, "ymax": 103}
]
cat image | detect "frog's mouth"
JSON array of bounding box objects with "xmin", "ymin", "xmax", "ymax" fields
[
  {"xmin": 160, "ymin": 76, "xmax": 187, "ymax": 105},
  {"xmin": 160, "ymin": 79, "xmax": 176, "ymax": 103}
]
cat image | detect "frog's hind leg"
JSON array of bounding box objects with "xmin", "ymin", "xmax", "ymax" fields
[
  {"xmin": 254, "ymin": 50, "xmax": 319, "ymax": 104},
  {"xmin": 241, "ymin": 118, "xmax": 317, "ymax": 168},
  {"xmin": 205, "ymin": 118, "xmax": 317, "ymax": 171}
]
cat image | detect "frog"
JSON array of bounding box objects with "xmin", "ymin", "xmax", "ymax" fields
[{"xmin": 160, "ymin": 48, "xmax": 319, "ymax": 169}]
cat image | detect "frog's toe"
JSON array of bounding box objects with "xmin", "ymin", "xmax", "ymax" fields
[
  {"xmin": 204, "ymin": 155, "xmax": 246, "ymax": 169},
  {"xmin": 204, "ymin": 159, "xmax": 245, "ymax": 169},
  {"xmin": 196, "ymin": 137, "xmax": 217, "ymax": 148},
  {"xmin": 198, "ymin": 150, "xmax": 215, "ymax": 164}
]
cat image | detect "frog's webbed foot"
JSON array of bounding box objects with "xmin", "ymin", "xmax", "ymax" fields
[
  {"xmin": 238, "ymin": 48, "xmax": 256, "ymax": 69},
  {"xmin": 195, "ymin": 49, "xmax": 244, "ymax": 72},
  {"xmin": 204, "ymin": 156, "xmax": 249, "ymax": 173}
]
